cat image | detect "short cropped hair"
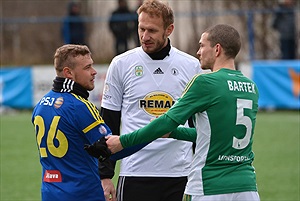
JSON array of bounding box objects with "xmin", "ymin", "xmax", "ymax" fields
[
  {"xmin": 137, "ymin": 0, "xmax": 174, "ymax": 29},
  {"xmin": 54, "ymin": 44, "xmax": 91, "ymax": 73},
  {"xmin": 205, "ymin": 24, "xmax": 241, "ymax": 59}
]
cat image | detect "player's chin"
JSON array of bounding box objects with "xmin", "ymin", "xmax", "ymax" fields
[
  {"xmin": 142, "ymin": 44, "xmax": 155, "ymax": 53},
  {"xmin": 87, "ymin": 84, "xmax": 95, "ymax": 91}
]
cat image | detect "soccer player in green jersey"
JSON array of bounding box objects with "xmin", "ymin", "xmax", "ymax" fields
[{"xmin": 105, "ymin": 24, "xmax": 260, "ymax": 201}]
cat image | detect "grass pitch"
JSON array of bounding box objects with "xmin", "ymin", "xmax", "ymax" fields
[
  {"xmin": 253, "ymin": 110, "xmax": 299, "ymax": 200},
  {"xmin": 0, "ymin": 110, "xmax": 299, "ymax": 201}
]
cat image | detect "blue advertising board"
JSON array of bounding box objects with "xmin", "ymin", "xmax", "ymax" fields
[
  {"xmin": 252, "ymin": 60, "xmax": 300, "ymax": 109},
  {"xmin": 0, "ymin": 67, "xmax": 33, "ymax": 109},
  {"xmin": 1, "ymin": 62, "xmax": 299, "ymax": 109}
]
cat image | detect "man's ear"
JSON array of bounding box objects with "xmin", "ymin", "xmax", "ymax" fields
[
  {"xmin": 215, "ymin": 44, "xmax": 221, "ymax": 57},
  {"xmin": 166, "ymin": 24, "xmax": 174, "ymax": 37},
  {"xmin": 63, "ymin": 67, "xmax": 73, "ymax": 79}
]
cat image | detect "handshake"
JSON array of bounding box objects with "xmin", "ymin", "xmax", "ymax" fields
[{"xmin": 84, "ymin": 136, "xmax": 111, "ymax": 162}]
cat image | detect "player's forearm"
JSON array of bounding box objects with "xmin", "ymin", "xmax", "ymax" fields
[
  {"xmin": 110, "ymin": 142, "xmax": 151, "ymax": 161},
  {"xmin": 99, "ymin": 107, "xmax": 120, "ymax": 178},
  {"xmin": 120, "ymin": 114, "xmax": 179, "ymax": 148},
  {"xmin": 98, "ymin": 159, "xmax": 116, "ymax": 179},
  {"xmin": 169, "ymin": 127, "xmax": 197, "ymax": 143}
]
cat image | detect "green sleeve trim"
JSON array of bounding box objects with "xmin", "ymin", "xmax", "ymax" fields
[
  {"xmin": 120, "ymin": 114, "xmax": 179, "ymax": 148},
  {"xmin": 169, "ymin": 127, "xmax": 197, "ymax": 143}
]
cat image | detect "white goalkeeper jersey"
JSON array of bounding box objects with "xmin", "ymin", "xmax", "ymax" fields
[{"xmin": 102, "ymin": 46, "xmax": 201, "ymax": 177}]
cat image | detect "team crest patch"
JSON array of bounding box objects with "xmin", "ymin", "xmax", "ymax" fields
[
  {"xmin": 171, "ymin": 68, "xmax": 179, "ymax": 75},
  {"xmin": 54, "ymin": 97, "xmax": 64, "ymax": 109},
  {"xmin": 135, "ymin": 66, "xmax": 143, "ymax": 76}
]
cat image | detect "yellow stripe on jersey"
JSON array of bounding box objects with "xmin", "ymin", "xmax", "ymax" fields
[
  {"xmin": 181, "ymin": 74, "xmax": 201, "ymax": 97},
  {"xmin": 181, "ymin": 70, "xmax": 217, "ymax": 98},
  {"xmin": 82, "ymin": 120, "xmax": 101, "ymax": 133},
  {"xmin": 72, "ymin": 93, "xmax": 105, "ymax": 133}
]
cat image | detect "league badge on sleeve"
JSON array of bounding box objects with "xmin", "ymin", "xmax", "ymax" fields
[{"xmin": 99, "ymin": 124, "xmax": 112, "ymax": 136}]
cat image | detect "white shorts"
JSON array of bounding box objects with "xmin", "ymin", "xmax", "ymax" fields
[{"xmin": 183, "ymin": 191, "xmax": 260, "ymax": 201}]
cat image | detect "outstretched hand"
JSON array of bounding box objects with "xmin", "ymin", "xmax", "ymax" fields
[
  {"xmin": 105, "ymin": 135, "xmax": 123, "ymax": 154},
  {"xmin": 84, "ymin": 136, "xmax": 111, "ymax": 161}
]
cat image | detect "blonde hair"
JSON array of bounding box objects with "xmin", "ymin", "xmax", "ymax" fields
[{"xmin": 137, "ymin": 0, "xmax": 174, "ymax": 29}]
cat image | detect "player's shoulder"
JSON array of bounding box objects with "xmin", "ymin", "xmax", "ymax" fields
[
  {"xmin": 112, "ymin": 47, "xmax": 141, "ymax": 63},
  {"xmin": 33, "ymin": 91, "xmax": 76, "ymax": 115},
  {"xmin": 199, "ymin": 69, "xmax": 254, "ymax": 84},
  {"xmin": 191, "ymin": 70, "xmax": 217, "ymax": 84},
  {"xmin": 171, "ymin": 47, "xmax": 199, "ymax": 63},
  {"xmin": 52, "ymin": 92, "xmax": 95, "ymax": 112},
  {"xmin": 69, "ymin": 94, "xmax": 101, "ymax": 117},
  {"xmin": 51, "ymin": 92, "xmax": 82, "ymax": 109},
  {"xmin": 71, "ymin": 94, "xmax": 96, "ymax": 108}
]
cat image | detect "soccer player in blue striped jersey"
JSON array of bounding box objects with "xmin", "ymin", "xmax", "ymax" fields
[
  {"xmin": 32, "ymin": 44, "xmax": 108, "ymax": 201},
  {"xmin": 106, "ymin": 24, "xmax": 261, "ymax": 201},
  {"xmin": 32, "ymin": 45, "xmax": 146, "ymax": 201}
]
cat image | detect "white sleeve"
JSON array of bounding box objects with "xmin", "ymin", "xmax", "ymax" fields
[{"xmin": 101, "ymin": 59, "xmax": 123, "ymax": 111}]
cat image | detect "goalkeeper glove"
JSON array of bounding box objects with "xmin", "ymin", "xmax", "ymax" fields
[{"xmin": 84, "ymin": 136, "xmax": 111, "ymax": 162}]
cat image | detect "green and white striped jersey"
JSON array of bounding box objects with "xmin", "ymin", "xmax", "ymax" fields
[{"xmin": 166, "ymin": 68, "xmax": 259, "ymax": 195}]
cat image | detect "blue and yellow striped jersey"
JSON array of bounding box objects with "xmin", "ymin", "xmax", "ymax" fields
[{"xmin": 32, "ymin": 90, "xmax": 110, "ymax": 201}]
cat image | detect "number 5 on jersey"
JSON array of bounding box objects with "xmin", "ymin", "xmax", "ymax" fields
[{"xmin": 232, "ymin": 99, "xmax": 253, "ymax": 150}]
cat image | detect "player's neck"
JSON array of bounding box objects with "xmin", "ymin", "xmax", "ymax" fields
[
  {"xmin": 52, "ymin": 77, "xmax": 89, "ymax": 99},
  {"xmin": 146, "ymin": 38, "xmax": 171, "ymax": 60},
  {"xmin": 212, "ymin": 58, "xmax": 236, "ymax": 72}
]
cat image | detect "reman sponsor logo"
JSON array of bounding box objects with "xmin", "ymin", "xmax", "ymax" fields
[{"xmin": 139, "ymin": 91, "xmax": 175, "ymax": 116}]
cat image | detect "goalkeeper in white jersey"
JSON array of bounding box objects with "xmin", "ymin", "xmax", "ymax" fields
[
  {"xmin": 106, "ymin": 24, "xmax": 260, "ymax": 201},
  {"xmin": 99, "ymin": 0, "xmax": 201, "ymax": 200}
]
